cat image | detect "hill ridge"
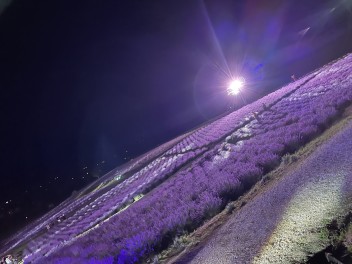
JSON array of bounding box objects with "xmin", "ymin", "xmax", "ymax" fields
[{"xmin": 1, "ymin": 52, "xmax": 352, "ymax": 263}]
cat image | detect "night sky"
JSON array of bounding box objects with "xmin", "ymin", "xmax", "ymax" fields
[{"xmin": 0, "ymin": 0, "xmax": 351, "ymax": 241}]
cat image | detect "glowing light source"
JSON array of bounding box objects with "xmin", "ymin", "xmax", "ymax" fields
[{"xmin": 227, "ymin": 78, "xmax": 245, "ymax": 96}]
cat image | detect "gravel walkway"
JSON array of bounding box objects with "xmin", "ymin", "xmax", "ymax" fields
[{"xmin": 183, "ymin": 120, "xmax": 352, "ymax": 264}]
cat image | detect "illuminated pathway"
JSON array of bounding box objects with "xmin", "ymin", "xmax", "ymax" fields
[{"xmin": 184, "ymin": 120, "xmax": 352, "ymax": 264}]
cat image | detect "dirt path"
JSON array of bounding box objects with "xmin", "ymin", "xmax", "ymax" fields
[{"xmin": 169, "ymin": 115, "xmax": 352, "ymax": 264}]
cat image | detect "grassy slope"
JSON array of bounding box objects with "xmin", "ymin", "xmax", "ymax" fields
[
  {"xmin": 161, "ymin": 105, "xmax": 352, "ymax": 264},
  {"xmin": 3, "ymin": 54, "xmax": 351, "ymax": 263}
]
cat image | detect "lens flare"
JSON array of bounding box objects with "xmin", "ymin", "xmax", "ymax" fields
[{"xmin": 227, "ymin": 78, "xmax": 245, "ymax": 96}]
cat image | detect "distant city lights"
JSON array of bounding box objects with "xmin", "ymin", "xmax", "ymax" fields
[{"xmin": 227, "ymin": 77, "xmax": 245, "ymax": 96}]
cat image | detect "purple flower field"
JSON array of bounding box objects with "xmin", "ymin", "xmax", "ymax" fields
[{"xmin": 1, "ymin": 53, "xmax": 352, "ymax": 263}]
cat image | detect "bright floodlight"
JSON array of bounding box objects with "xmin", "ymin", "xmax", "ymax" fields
[{"xmin": 227, "ymin": 78, "xmax": 244, "ymax": 96}]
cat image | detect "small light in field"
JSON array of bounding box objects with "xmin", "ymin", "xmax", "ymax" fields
[{"xmin": 227, "ymin": 78, "xmax": 245, "ymax": 96}]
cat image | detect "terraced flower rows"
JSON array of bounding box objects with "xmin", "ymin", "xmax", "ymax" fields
[
  {"xmin": 18, "ymin": 75, "xmax": 317, "ymax": 262},
  {"xmin": 2, "ymin": 54, "xmax": 351, "ymax": 263},
  {"xmin": 0, "ymin": 130, "xmax": 191, "ymax": 258}
]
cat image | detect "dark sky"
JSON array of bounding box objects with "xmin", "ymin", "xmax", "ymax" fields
[{"xmin": 0, "ymin": 0, "xmax": 351, "ymax": 240}]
